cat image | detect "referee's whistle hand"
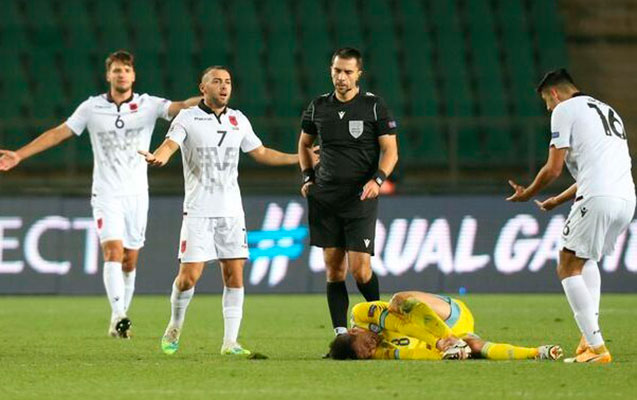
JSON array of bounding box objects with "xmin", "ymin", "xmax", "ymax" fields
[
  {"xmin": 301, "ymin": 182, "xmax": 313, "ymax": 198},
  {"xmin": 360, "ymin": 180, "xmax": 380, "ymax": 200}
]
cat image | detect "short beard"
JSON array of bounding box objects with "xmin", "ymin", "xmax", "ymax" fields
[
  {"xmin": 114, "ymin": 85, "xmax": 130, "ymax": 94},
  {"xmin": 209, "ymin": 96, "xmax": 228, "ymax": 108}
]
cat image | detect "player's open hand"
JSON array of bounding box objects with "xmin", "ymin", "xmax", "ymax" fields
[
  {"xmin": 137, "ymin": 150, "xmax": 165, "ymax": 167},
  {"xmin": 535, "ymin": 197, "xmax": 559, "ymax": 211},
  {"xmin": 301, "ymin": 182, "xmax": 313, "ymax": 198},
  {"xmin": 506, "ymin": 180, "xmax": 529, "ymax": 202},
  {"xmin": 0, "ymin": 149, "xmax": 21, "ymax": 171},
  {"xmin": 361, "ymin": 179, "xmax": 380, "ymax": 200}
]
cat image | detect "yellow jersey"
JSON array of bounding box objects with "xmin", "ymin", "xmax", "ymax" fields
[{"xmin": 350, "ymin": 298, "xmax": 476, "ymax": 360}]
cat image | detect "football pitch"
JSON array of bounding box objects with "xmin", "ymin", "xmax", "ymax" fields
[{"xmin": 1, "ymin": 294, "xmax": 635, "ymax": 400}]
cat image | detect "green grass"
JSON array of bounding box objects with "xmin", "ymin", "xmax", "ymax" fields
[{"xmin": 1, "ymin": 294, "xmax": 635, "ymax": 400}]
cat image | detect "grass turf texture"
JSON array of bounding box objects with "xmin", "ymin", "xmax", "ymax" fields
[{"xmin": 1, "ymin": 294, "xmax": 635, "ymax": 400}]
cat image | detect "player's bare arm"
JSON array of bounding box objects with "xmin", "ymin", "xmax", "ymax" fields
[
  {"xmin": 138, "ymin": 138, "xmax": 179, "ymax": 167},
  {"xmin": 506, "ymin": 146, "xmax": 567, "ymax": 202},
  {"xmin": 298, "ymin": 131, "xmax": 316, "ymax": 198},
  {"xmin": 248, "ymin": 145, "xmax": 298, "ymax": 166},
  {"xmin": 0, "ymin": 123, "xmax": 73, "ymax": 171},
  {"xmin": 167, "ymin": 96, "xmax": 203, "ymax": 118},
  {"xmin": 360, "ymin": 134, "xmax": 398, "ymax": 200},
  {"xmin": 389, "ymin": 291, "xmax": 451, "ymax": 320},
  {"xmin": 535, "ymin": 183, "xmax": 577, "ymax": 211}
]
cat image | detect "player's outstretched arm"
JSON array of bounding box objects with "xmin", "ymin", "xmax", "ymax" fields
[
  {"xmin": 535, "ymin": 183, "xmax": 577, "ymax": 211},
  {"xmin": 506, "ymin": 146, "xmax": 567, "ymax": 202},
  {"xmin": 0, "ymin": 123, "xmax": 73, "ymax": 171},
  {"xmin": 138, "ymin": 139, "xmax": 179, "ymax": 167},
  {"xmin": 248, "ymin": 145, "xmax": 298, "ymax": 166},
  {"xmin": 167, "ymin": 96, "xmax": 203, "ymax": 118},
  {"xmin": 361, "ymin": 134, "xmax": 398, "ymax": 200}
]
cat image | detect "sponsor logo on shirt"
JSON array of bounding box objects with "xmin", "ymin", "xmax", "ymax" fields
[
  {"xmin": 181, "ymin": 240, "xmax": 187, "ymax": 253},
  {"xmin": 388, "ymin": 120, "xmax": 397, "ymax": 129},
  {"xmin": 97, "ymin": 218, "xmax": 103, "ymax": 230},
  {"xmin": 551, "ymin": 131, "xmax": 560, "ymax": 138}
]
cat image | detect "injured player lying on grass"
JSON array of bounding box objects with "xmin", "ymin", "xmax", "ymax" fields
[{"xmin": 327, "ymin": 291, "xmax": 563, "ymax": 361}]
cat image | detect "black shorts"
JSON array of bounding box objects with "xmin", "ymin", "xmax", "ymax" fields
[{"xmin": 306, "ymin": 183, "xmax": 378, "ymax": 254}]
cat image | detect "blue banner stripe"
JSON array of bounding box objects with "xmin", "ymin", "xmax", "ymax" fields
[
  {"xmin": 249, "ymin": 244, "xmax": 305, "ymax": 260},
  {"xmin": 247, "ymin": 227, "xmax": 308, "ymax": 243}
]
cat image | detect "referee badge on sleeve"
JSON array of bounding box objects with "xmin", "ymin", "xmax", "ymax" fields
[{"xmin": 349, "ymin": 120, "xmax": 364, "ymax": 138}]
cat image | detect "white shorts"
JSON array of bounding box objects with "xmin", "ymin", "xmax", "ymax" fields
[
  {"xmin": 91, "ymin": 194, "xmax": 149, "ymax": 249},
  {"xmin": 560, "ymin": 196, "xmax": 636, "ymax": 261},
  {"xmin": 178, "ymin": 216, "xmax": 249, "ymax": 263}
]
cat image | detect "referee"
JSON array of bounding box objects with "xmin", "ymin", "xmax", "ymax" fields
[{"xmin": 298, "ymin": 47, "xmax": 399, "ymax": 336}]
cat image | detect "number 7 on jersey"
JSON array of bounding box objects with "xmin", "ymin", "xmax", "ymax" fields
[{"xmin": 216, "ymin": 130, "xmax": 227, "ymax": 146}]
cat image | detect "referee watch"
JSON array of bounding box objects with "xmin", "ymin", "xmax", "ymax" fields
[
  {"xmin": 302, "ymin": 168, "xmax": 315, "ymax": 184},
  {"xmin": 372, "ymin": 170, "xmax": 387, "ymax": 187}
]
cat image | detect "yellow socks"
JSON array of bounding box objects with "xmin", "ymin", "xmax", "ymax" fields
[{"xmin": 481, "ymin": 342, "xmax": 539, "ymax": 360}]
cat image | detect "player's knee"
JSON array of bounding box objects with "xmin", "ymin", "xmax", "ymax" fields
[
  {"xmin": 351, "ymin": 267, "xmax": 371, "ymax": 283},
  {"xmin": 176, "ymin": 274, "xmax": 197, "ymax": 291},
  {"xmin": 102, "ymin": 243, "xmax": 124, "ymax": 262},
  {"xmin": 557, "ymin": 262, "xmax": 578, "ymax": 280},
  {"xmin": 326, "ymin": 267, "xmax": 347, "ymax": 282},
  {"xmin": 121, "ymin": 260, "xmax": 136, "ymax": 273},
  {"xmin": 224, "ymin": 272, "xmax": 243, "ymax": 288}
]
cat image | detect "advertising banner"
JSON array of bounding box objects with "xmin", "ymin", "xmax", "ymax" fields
[{"xmin": 1, "ymin": 196, "xmax": 635, "ymax": 294}]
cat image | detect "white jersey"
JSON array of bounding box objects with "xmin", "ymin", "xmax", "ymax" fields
[
  {"xmin": 66, "ymin": 93, "xmax": 172, "ymax": 196},
  {"xmin": 166, "ymin": 102, "xmax": 263, "ymax": 217},
  {"xmin": 550, "ymin": 94, "xmax": 635, "ymax": 201}
]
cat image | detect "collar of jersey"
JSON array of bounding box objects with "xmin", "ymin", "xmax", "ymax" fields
[
  {"xmin": 330, "ymin": 88, "xmax": 361, "ymax": 105},
  {"xmin": 105, "ymin": 92, "xmax": 135, "ymax": 106},
  {"xmin": 198, "ymin": 100, "xmax": 227, "ymax": 116}
]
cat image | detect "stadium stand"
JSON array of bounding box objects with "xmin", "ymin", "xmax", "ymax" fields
[{"xmin": 0, "ymin": 0, "xmax": 568, "ymax": 178}]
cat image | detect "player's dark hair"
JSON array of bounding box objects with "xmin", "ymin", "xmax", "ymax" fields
[
  {"xmin": 105, "ymin": 50, "xmax": 134, "ymax": 72},
  {"xmin": 200, "ymin": 65, "xmax": 233, "ymax": 83},
  {"xmin": 331, "ymin": 47, "xmax": 363, "ymax": 70},
  {"xmin": 328, "ymin": 334, "xmax": 358, "ymax": 360},
  {"xmin": 536, "ymin": 68, "xmax": 576, "ymax": 93}
]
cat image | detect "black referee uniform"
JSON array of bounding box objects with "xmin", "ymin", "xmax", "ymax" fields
[{"xmin": 301, "ymin": 90, "xmax": 397, "ymax": 254}]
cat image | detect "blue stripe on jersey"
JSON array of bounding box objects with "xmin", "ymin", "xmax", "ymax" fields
[
  {"xmin": 435, "ymin": 295, "xmax": 461, "ymax": 328},
  {"xmin": 379, "ymin": 309, "xmax": 389, "ymax": 330}
]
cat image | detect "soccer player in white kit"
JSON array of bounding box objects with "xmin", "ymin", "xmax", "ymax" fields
[
  {"xmin": 139, "ymin": 66, "xmax": 298, "ymax": 355},
  {"xmin": 0, "ymin": 50, "xmax": 201, "ymax": 338},
  {"xmin": 507, "ymin": 69, "xmax": 635, "ymax": 363}
]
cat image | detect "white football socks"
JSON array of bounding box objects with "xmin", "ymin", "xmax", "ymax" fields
[
  {"xmin": 169, "ymin": 281, "xmax": 194, "ymax": 330},
  {"xmin": 222, "ymin": 286, "xmax": 244, "ymax": 345},
  {"xmin": 103, "ymin": 261, "xmax": 126, "ymax": 319},
  {"xmin": 562, "ymin": 275, "xmax": 604, "ymax": 348},
  {"xmin": 581, "ymin": 260, "xmax": 601, "ymax": 323},
  {"xmin": 123, "ymin": 269, "xmax": 136, "ymax": 313}
]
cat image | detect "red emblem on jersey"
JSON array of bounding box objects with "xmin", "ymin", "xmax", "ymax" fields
[
  {"xmin": 97, "ymin": 218, "xmax": 103, "ymax": 230},
  {"xmin": 181, "ymin": 240, "xmax": 187, "ymax": 253},
  {"xmin": 229, "ymin": 115, "xmax": 238, "ymax": 126},
  {"xmin": 130, "ymin": 103, "xmax": 138, "ymax": 111}
]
